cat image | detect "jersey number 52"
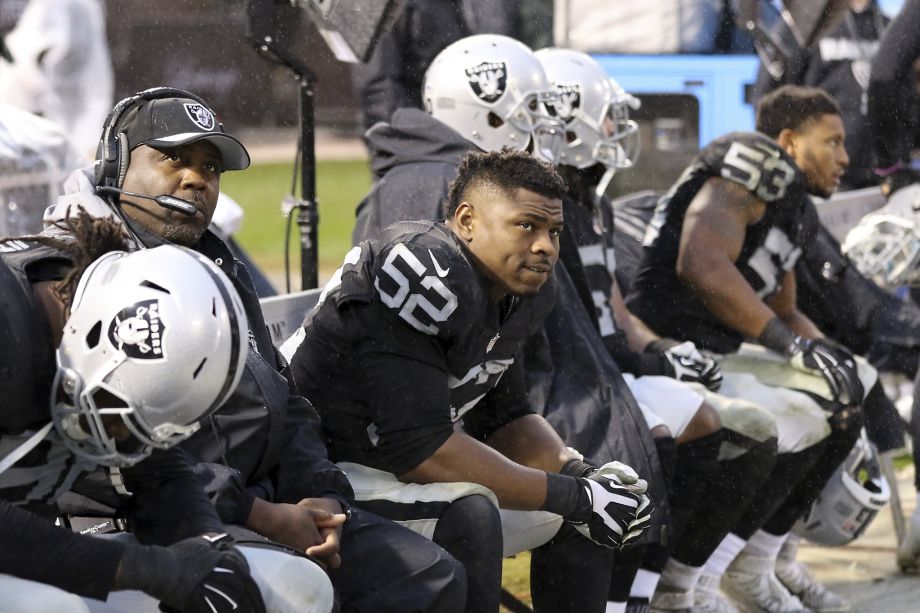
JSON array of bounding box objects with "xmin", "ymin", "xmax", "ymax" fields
[{"xmin": 375, "ymin": 243, "xmax": 459, "ymax": 335}]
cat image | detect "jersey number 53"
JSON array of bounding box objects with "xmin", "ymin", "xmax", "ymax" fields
[{"xmin": 721, "ymin": 141, "xmax": 795, "ymax": 201}]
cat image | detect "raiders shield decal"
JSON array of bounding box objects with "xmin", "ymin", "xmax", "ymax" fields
[
  {"xmin": 108, "ymin": 300, "xmax": 166, "ymax": 359},
  {"xmin": 554, "ymin": 84, "xmax": 581, "ymax": 123},
  {"xmin": 466, "ymin": 61, "xmax": 507, "ymax": 104},
  {"xmin": 184, "ymin": 103, "xmax": 215, "ymax": 131}
]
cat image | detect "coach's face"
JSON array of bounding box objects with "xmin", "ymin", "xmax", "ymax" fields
[
  {"xmin": 454, "ymin": 187, "xmax": 563, "ymax": 301},
  {"xmin": 119, "ymin": 141, "xmax": 222, "ymax": 246},
  {"xmin": 783, "ymin": 113, "xmax": 849, "ymax": 199}
]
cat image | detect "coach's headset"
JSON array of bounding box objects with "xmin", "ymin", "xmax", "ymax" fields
[{"xmin": 94, "ymin": 86, "xmax": 216, "ymax": 218}]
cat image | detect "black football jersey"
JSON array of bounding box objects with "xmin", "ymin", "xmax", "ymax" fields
[
  {"xmin": 290, "ymin": 220, "xmax": 557, "ymax": 476},
  {"xmin": 563, "ymin": 192, "xmax": 631, "ymax": 353},
  {"xmin": 628, "ymin": 132, "xmax": 809, "ymax": 353}
]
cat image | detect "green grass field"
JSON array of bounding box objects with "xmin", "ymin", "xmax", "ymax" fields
[{"xmin": 220, "ymin": 160, "xmax": 373, "ymax": 286}]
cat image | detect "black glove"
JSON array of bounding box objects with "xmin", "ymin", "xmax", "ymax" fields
[
  {"xmin": 117, "ymin": 534, "xmax": 266, "ymax": 613},
  {"xmin": 646, "ymin": 338, "xmax": 723, "ymax": 391},
  {"xmin": 758, "ymin": 317, "xmax": 864, "ymax": 407},
  {"xmin": 788, "ymin": 337, "xmax": 865, "ymax": 407}
]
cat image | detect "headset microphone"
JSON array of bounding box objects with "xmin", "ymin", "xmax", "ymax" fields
[{"xmin": 96, "ymin": 186, "xmax": 199, "ymax": 216}]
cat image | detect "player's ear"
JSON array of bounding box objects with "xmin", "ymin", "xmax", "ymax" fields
[
  {"xmin": 453, "ymin": 202, "xmax": 475, "ymax": 242},
  {"xmin": 776, "ymin": 128, "xmax": 797, "ymax": 158}
]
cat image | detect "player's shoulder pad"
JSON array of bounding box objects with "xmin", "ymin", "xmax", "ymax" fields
[
  {"xmin": 370, "ymin": 221, "xmax": 485, "ymax": 337},
  {"xmin": 702, "ymin": 131, "xmax": 804, "ymax": 203}
]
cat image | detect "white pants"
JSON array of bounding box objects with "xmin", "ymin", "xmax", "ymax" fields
[
  {"xmin": 622, "ymin": 373, "xmax": 704, "ymax": 438},
  {"xmin": 338, "ymin": 461, "xmax": 564, "ymax": 558},
  {"xmin": 715, "ymin": 343, "xmax": 879, "ymax": 454},
  {"xmin": 0, "ymin": 541, "xmax": 334, "ymax": 613}
]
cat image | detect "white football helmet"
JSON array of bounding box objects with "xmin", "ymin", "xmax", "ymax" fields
[
  {"xmin": 423, "ymin": 34, "xmax": 564, "ymax": 162},
  {"xmin": 52, "ymin": 245, "xmax": 249, "ymax": 467},
  {"xmin": 535, "ymin": 48, "xmax": 640, "ymax": 172},
  {"xmin": 842, "ymin": 213, "xmax": 920, "ymax": 289},
  {"xmin": 793, "ymin": 430, "xmax": 890, "ymax": 546}
]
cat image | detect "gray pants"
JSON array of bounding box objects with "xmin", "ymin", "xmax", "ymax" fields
[{"xmin": 0, "ymin": 539, "xmax": 334, "ymax": 613}]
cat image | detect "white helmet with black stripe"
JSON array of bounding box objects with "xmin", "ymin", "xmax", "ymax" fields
[
  {"xmin": 535, "ymin": 47, "xmax": 640, "ymax": 172},
  {"xmin": 423, "ymin": 34, "xmax": 564, "ymax": 163},
  {"xmin": 52, "ymin": 244, "xmax": 248, "ymax": 467}
]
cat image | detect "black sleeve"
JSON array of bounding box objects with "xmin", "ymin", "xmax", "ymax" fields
[
  {"xmin": 869, "ymin": 0, "xmax": 920, "ymax": 168},
  {"xmin": 122, "ymin": 447, "xmax": 224, "ymax": 546},
  {"xmin": 273, "ymin": 358, "xmax": 355, "ymax": 505},
  {"xmin": 350, "ymin": 18, "xmax": 410, "ymax": 131},
  {"xmin": 189, "ymin": 461, "xmax": 257, "ymax": 526},
  {"xmin": 0, "ymin": 499, "xmax": 126, "ymax": 600},
  {"xmin": 462, "ymin": 358, "xmax": 536, "ymax": 441}
]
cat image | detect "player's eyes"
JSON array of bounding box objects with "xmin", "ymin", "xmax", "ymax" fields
[
  {"xmin": 519, "ymin": 222, "xmax": 533, "ymax": 230},
  {"xmin": 549, "ymin": 227, "xmax": 563, "ymax": 237}
]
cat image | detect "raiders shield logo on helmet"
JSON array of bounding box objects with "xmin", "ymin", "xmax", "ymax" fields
[
  {"xmin": 107, "ymin": 300, "xmax": 166, "ymax": 359},
  {"xmin": 466, "ymin": 61, "xmax": 507, "ymax": 104},
  {"xmin": 554, "ymin": 84, "xmax": 581, "ymax": 124},
  {"xmin": 184, "ymin": 103, "xmax": 215, "ymax": 131}
]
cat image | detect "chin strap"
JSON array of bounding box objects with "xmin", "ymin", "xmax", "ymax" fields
[
  {"xmin": 0, "ymin": 422, "xmax": 54, "ymax": 475},
  {"xmin": 595, "ymin": 167, "xmax": 617, "ymax": 200}
]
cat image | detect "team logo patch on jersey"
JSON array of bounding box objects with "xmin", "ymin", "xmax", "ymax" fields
[
  {"xmin": 466, "ymin": 61, "xmax": 507, "ymax": 104},
  {"xmin": 554, "ymin": 84, "xmax": 581, "ymax": 123},
  {"xmin": 184, "ymin": 103, "xmax": 215, "ymax": 131},
  {"xmin": 107, "ymin": 300, "xmax": 166, "ymax": 359}
]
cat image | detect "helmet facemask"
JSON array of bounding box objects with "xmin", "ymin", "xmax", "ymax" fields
[{"xmin": 536, "ymin": 49, "xmax": 641, "ymax": 195}]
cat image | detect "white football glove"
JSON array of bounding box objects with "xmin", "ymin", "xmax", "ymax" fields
[
  {"xmin": 661, "ymin": 341, "xmax": 723, "ymax": 392},
  {"xmin": 571, "ymin": 463, "xmax": 652, "ymax": 550},
  {"xmin": 593, "ymin": 461, "xmax": 653, "ymax": 547}
]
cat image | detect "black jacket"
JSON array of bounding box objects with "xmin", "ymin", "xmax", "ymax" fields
[
  {"xmin": 178, "ymin": 230, "xmax": 354, "ymax": 523},
  {"xmin": 351, "ymin": 0, "xmax": 517, "ymax": 131},
  {"xmin": 353, "ymin": 108, "xmax": 478, "ymax": 243},
  {"xmin": 753, "ymin": 5, "xmax": 889, "ymax": 189}
]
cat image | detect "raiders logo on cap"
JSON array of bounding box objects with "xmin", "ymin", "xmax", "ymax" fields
[
  {"xmin": 184, "ymin": 103, "xmax": 216, "ymax": 131},
  {"xmin": 554, "ymin": 84, "xmax": 581, "ymax": 124},
  {"xmin": 466, "ymin": 61, "xmax": 507, "ymax": 104},
  {"xmin": 108, "ymin": 300, "xmax": 166, "ymax": 360}
]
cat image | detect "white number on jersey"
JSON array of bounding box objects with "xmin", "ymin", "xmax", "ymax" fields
[
  {"xmin": 374, "ymin": 243, "xmax": 459, "ymax": 335},
  {"xmin": 721, "ymin": 141, "xmax": 796, "ymax": 202},
  {"xmin": 747, "ymin": 227, "xmax": 802, "ymax": 297}
]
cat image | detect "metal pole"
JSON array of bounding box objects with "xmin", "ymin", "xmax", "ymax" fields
[{"xmin": 298, "ymin": 76, "xmax": 319, "ymax": 289}]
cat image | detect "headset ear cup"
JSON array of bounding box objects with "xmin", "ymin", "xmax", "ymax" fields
[{"xmin": 115, "ymin": 132, "xmax": 130, "ymax": 188}]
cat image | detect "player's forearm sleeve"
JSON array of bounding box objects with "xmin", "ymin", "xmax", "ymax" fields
[{"xmin": 0, "ymin": 499, "xmax": 126, "ymax": 599}]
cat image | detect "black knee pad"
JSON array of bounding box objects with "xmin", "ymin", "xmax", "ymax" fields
[
  {"xmin": 434, "ymin": 494, "xmax": 501, "ymax": 547},
  {"xmin": 654, "ymin": 435, "xmax": 678, "ymax": 486},
  {"xmin": 667, "ymin": 430, "xmax": 724, "ymax": 541}
]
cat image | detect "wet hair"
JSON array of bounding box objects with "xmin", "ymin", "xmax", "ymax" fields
[
  {"xmin": 756, "ymin": 85, "xmax": 841, "ymax": 138},
  {"xmin": 444, "ymin": 148, "xmax": 567, "ymax": 218},
  {"xmin": 0, "ymin": 209, "xmax": 131, "ymax": 311}
]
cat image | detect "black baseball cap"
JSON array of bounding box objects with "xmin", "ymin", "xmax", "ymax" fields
[{"xmin": 121, "ymin": 96, "xmax": 250, "ymax": 171}]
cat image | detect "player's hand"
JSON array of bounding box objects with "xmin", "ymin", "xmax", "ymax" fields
[
  {"xmin": 592, "ymin": 461, "xmax": 653, "ymax": 547},
  {"xmin": 247, "ymin": 497, "xmax": 342, "ymax": 563},
  {"xmin": 569, "ymin": 469, "xmax": 646, "ymax": 550},
  {"xmin": 159, "ymin": 539, "xmax": 265, "ymax": 613},
  {"xmin": 789, "ymin": 337, "xmax": 864, "ymax": 406},
  {"xmin": 651, "ymin": 339, "xmax": 723, "ymax": 391},
  {"xmin": 298, "ymin": 497, "xmax": 348, "ymax": 569},
  {"xmin": 116, "ymin": 534, "xmax": 265, "ymax": 613}
]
